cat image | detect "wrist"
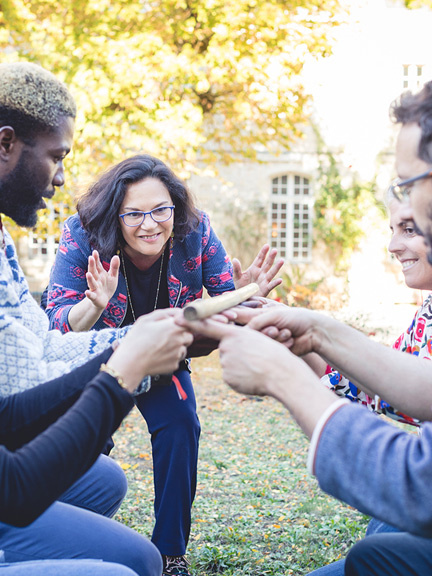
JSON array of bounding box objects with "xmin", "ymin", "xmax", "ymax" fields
[
  {"xmin": 100, "ymin": 363, "xmax": 129, "ymax": 392},
  {"xmin": 87, "ymin": 296, "xmax": 106, "ymax": 312},
  {"xmin": 265, "ymin": 355, "xmax": 309, "ymax": 402},
  {"xmin": 307, "ymin": 311, "xmax": 328, "ymax": 357},
  {"xmin": 101, "ymin": 361, "xmax": 140, "ymax": 395}
]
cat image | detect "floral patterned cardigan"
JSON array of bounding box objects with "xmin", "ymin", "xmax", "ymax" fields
[{"xmin": 45, "ymin": 210, "xmax": 235, "ymax": 333}]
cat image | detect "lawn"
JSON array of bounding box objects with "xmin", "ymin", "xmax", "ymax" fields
[{"xmin": 112, "ymin": 352, "xmax": 369, "ymax": 575}]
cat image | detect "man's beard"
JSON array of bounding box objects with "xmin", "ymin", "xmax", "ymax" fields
[{"xmin": 0, "ymin": 151, "xmax": 51, "ymax": 228}]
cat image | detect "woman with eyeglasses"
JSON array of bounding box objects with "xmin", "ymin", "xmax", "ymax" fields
[
  {"xmin": 45, "ymin": 154, "xmax": 282, "ymax": 576},
  {"xmin": 304, "ymin": 193, "xmax": 432, "ymax": 576}
]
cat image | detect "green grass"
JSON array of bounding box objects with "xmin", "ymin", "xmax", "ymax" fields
[{"xmin": 112, "ymin": 353, "xmax": 369, "ymax": 575}]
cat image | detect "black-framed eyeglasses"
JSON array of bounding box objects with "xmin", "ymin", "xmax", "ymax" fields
[
  {"xmin": 119, "ymin": 206, "xmax": 175, "ymax": 227},
  {"xmin": 388, "ymin": 169, "xmax": 432, "ymax": 202}
]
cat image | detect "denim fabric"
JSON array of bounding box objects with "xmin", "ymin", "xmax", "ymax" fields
[
  {"xmin": 307, "ymin": 559, "xmax": 345, "ymax": 576},
  {"xmin": 135, "ymin": 369, "xmax": 200, "ymax": 556},
  {"xmin": 0, "ymin": 455, "xmax": 162, "ymax": 576},
  {"xmin": 59, "ymin": 454, "xmax": 128, "ymax": 518},
  {"xmin": 365, "ymin": 518, "xmax": 400, "ymax": 537},
  {"xmin": 0, "ymin": 559, "xmax": 138, "ymax": 575},
  {"xmin": 45, "ymin": 210, "xmax": 231, "ymax": 556},
  {"xmin": 345, "ymin": 531, "xmax": 432, "ymax": 575},
  {"xmin": 306, "ymin": 520, "xmax": 401, "ymax": 575}
]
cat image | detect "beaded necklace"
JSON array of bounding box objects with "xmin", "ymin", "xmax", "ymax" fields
[{"xmin": 120, "ymin": 246, "xmax": 165, "ymax": 323}]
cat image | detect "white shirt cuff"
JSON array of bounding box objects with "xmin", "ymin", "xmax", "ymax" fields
[{"xmin": 307, "ymin": 398, "xmax": 350, "ymax": 476}]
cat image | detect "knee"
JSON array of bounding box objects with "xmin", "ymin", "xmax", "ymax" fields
[
  {"xmin": 97, "ymin": 456, "xmax": 128, "ymax": 513},
  {"xmin": 110, "ymin": 460, "xmax": 129, "ymax": 503},
  {"xmin": 175, "ymin": 406, "xmax": 201, "ymax": 435},
  {"xmin": 160, "ymin": 408, "xmax": 201, "ymax": 442},
  {"xmin": 127, "ymin": 539, "xmax": 163, "ymax": 576},
  {"xmin": 345, "ymin": 536, "xmax": 380, "ymax": 575},
  {"xmin": 153, "ymin": 397, "xmax": 201, "ymax": 437},
  {"xmin": 104, "ymin": 457, "xmax": 128, "ymax": 497}
]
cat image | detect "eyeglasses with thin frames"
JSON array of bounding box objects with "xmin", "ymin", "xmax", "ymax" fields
[
  {"xmin": 388, "ymin": 169, "xmax": 432, "ymax": 202},
  {"xmin": 119, "ymin": 206, "xmax": 175, "ymax": 227}
]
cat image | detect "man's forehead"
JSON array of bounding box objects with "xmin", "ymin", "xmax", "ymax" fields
[{"xmin": 35, "ymin": 116, "xmax": 74, "ymax": 152}]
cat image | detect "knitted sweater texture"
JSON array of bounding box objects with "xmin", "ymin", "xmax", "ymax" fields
[{"xmin": 0, "ymin": 226, "xmax": 127, "ymax": 397}]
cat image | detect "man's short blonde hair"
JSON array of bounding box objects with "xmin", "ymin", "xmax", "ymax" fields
[{"xmin": 0, "ymin": 62, "xmax": 76, "ymax": 130}]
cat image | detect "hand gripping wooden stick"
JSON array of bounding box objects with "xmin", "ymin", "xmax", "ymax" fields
[{"xmin": 183, "ymin": 283, "xmax": 259, "ymax": 321}]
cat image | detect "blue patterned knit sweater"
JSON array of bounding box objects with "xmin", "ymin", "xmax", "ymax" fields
[{"xmin": 0, "ymin": 226, "xmax": 128, "ymax": 397}]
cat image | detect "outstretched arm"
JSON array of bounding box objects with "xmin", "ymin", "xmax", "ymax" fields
[
  {"xmin": 179, "ymin": 316, "xmax": 432, "ymax": 537},
  {"xmin": 245, "ymin": 306, "xmax": 432, "ymax": 421},
  {"xmin": 232, "ymin": 244, "xmax": 284, "ymax": 297},
  {"xmin": 178, "ymin": 317, "xmax": 338, "ymax": 437}
]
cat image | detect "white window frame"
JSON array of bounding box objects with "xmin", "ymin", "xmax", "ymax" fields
[
  {"xmin": 28, "ymin": 201, "xmax": 69, "ymax": 261},
  {"xmin": 402, "ymin": 63, "xmax": 424, "ymax": 91},
  {"xmin": 268, "ymin": 174, "xmax": 313, "ymax": 263}
]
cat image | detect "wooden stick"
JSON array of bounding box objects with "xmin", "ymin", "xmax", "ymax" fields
[{"xmin": 183, "ymin": 283, "xmax": 259, "ymax": 321}]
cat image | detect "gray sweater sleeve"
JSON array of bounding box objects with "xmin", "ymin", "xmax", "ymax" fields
[{"xmin": 314, "ymin": 403, "xmax": 432, "ymax": 537}]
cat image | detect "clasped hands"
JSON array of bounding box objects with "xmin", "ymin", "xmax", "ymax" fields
[
  {"xmin": 105, "ymin": 294, "xmax": 320, "ymax": 402},
  {"xmin": 176, "ymin": 301, "xmax": 320, "ymax": 399}
]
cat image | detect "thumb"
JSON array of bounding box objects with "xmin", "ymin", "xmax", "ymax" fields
[
  {"xmin": 232, "ymin": 258, "xmax": 242, "ymax": 281},
  {"xmin": 181, "ymin": 317, "xmax": 240, "ymax": 342},
  {"xmin": 110, "ymin": 255, "xmax": 121, "ymax": 278}
]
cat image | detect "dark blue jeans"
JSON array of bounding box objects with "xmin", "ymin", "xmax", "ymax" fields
[
  {"xmin": 0, "ymin": 455, "xmax": 162, "ymax": 576},
  {"xmin": 135, "ymin": 368, "xmax": 201, "ymax": 556},
  {"xmin": 307, "ymin": 519, "xmax": 400, "ymax": 575},
  {"xmin": 345, "ymin": 531, "xmax": 432, "ymax": 575}
]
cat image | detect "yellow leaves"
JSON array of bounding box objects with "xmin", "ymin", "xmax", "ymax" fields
[
  {"xmin": 120, "ymin": 462, "xmax": 139, "ymax": 471},
  {"xmin": 1, "ymin": 0, "xmax": 343, "ymax": 183}
]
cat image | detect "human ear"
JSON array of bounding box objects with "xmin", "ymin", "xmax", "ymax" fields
[{"xmin": 0, "ymin": 126, "xmax": 17, "ymax": 161}]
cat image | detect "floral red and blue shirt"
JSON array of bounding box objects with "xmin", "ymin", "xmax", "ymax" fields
[
  {"xmin": 322, "ymin": 294, "xmax": 432, "ymax": 428},
  {"xmin": 45, "ymin": 210, "xmax": 235, "ymax": 333}
]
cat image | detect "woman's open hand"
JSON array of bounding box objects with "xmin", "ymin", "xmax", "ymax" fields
[
  {"xmin": 85, "ymin": 250, "xmax": 120, "ymax": 311},
  {"xmin": 232, "ymin": 244, "xmax": 284, "ymax": 297}
]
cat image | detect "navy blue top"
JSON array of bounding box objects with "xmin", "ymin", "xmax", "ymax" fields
[
  {"xmin": 0, "ymin": 349, "xmax": 134, "ymax": 527},
  {"xmin": 120, "ymin": 250, "xmax": 169, "ymax": 326}
]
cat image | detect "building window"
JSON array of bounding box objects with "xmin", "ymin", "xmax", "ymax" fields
[
  {"xmin": 28, "ymin": 201, "xmax": 70, "ymax": 261},
  {"xmin": 402, "ymin": 64, "xmax": 424, "ymax": 90},
  {"xmin": 269, "ymin": 174, "xmax": 312, "ymax": 262}
]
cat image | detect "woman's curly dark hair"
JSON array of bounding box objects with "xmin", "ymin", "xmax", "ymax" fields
[{"xmin": 77, "ymin": 154, "xmax": 200, "ymax": 260}]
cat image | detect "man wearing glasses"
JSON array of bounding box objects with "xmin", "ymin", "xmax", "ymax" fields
[{"xmin": 179, "ymin": 81, "xmax": 432, "ymax": 575}]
